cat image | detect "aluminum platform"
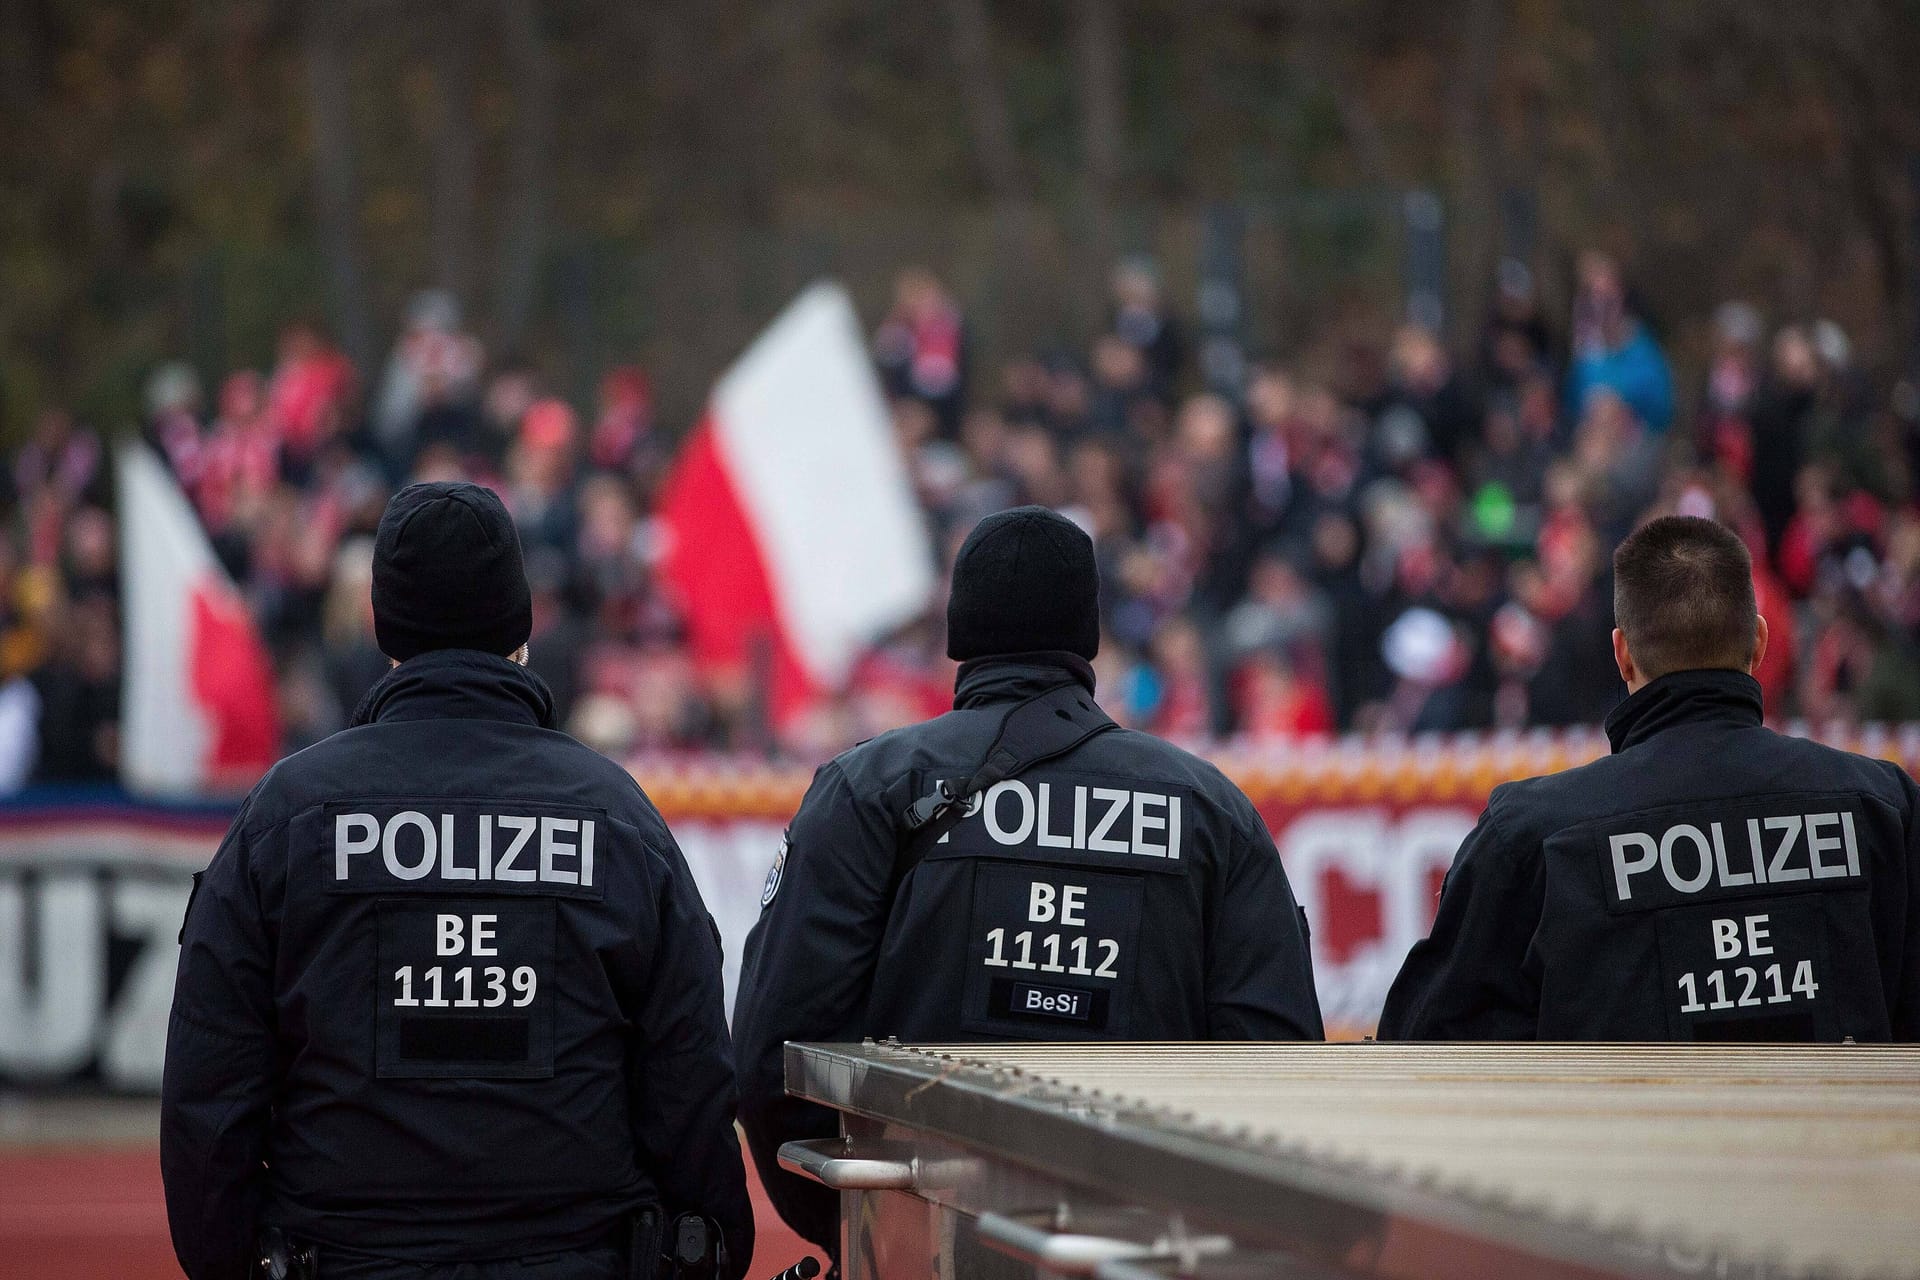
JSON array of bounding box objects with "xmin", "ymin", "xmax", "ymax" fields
[{"xmin": 780, "ymin": 1041, "xmax": 1920, "ymax": 1280}]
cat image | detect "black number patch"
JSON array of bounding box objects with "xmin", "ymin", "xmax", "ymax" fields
[
  {"xmin": 963, "ymin": 862, "xmax": 1144, "ymax": 1037},
  {"xmin": 375, "ymin": 898, "xmax": 556, "ymax": 1078},
  {"xmin": 1654, "ymin": 899, "xmax": 1835, "ymax": 1042}
]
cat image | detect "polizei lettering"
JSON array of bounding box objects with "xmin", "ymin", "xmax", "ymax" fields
[
  {"xmin": 335, "ymin": 811, "xmax": 596, "ymax": 888},
  {"xmin": 945, "ymin": 780, "xmax": 1184, "ymax": 861},
  {"xmin": 1604, "ymin": 809, "xmax": 1862, "ymax": 910}
]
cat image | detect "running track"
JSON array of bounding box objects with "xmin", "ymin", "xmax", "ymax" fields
[{"xmin": 0, "ymin": 1143, "xmax": 812, "ymax": 1279}]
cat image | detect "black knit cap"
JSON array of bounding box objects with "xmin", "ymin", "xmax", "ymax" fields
[
  {"xmin": 372, "ymin": 481, "xmax": 532, "ymax": 661},
  {"xmin": 947, "ymin": 505, "xmax": 1100, "ymax": 661}
]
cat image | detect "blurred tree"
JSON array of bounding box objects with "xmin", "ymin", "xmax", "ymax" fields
[
  {"xmin": 1443, "ymin": 0, "xmax": 1503, "ymax": 338},
  {"xmin": 301, "ymin": 0, "xmax": 374, "ymax": 372},
  {"xmin": 426, "ymin": 0, "xmax": 479, "ymax": 312},
  {"xmin": 489, "ymin": 0, "xmax": 552, "ymax": 353},
  {"xmin": 0, "ymin": 0, "xmax": 1915, "ymax": 436},
  {"xmin": 946, "ymin": 0, "xmax": 1041, "ymax": 281},
  {"xmin": 1072, "ymin": 0, "xmax": 1124, "ymax": 324}
]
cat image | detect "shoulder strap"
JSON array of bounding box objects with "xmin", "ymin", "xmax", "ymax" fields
[{"xmin": 894, "ymin": 683, "xmax": 1117, "ymax": 888}]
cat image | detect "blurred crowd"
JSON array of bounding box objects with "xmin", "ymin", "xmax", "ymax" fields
[
  {"xmin": 884, "ymin": 251, "xmax": 1920, "ymax": 745},
  {"xmin": 9, "ymin": 248, "xmax": 1920, "ymax": 785}
]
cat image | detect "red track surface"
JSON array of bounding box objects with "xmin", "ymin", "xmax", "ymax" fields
[{"xmin": 0, "ymin": 1145, "xmax": 812, "ymax": 1279}]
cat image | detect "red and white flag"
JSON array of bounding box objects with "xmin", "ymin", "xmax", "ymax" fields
[
  {"xmin": 117, "ymin": 444, "xmax": 280, "ymax": 795},
  {"xmin": 659, "ymin": 283, "xmax": 936, "ymax": 723}
]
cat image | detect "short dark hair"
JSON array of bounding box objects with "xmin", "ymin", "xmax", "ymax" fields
[{"xmin": 1612, "ymin": 516, "xmax": 1757, "ymax": 679}]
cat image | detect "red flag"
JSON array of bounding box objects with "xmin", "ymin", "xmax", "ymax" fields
[
  {"xmin": 117, "ymin": 445, "xmax": 279, "ymax": 794},
  {"xmin": 658, "ymin": 284, "xmax": 935, "ymax": 725}
]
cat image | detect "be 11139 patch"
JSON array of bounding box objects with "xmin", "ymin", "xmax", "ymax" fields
[{"xmin": 374, "ymin": 897, "xmax": 556, "ymax": 1079}]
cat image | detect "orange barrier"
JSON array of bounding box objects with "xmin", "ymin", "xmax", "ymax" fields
[{"xmin": 629, "ymin": 723, "xmax": 1920, "ymax": 818}]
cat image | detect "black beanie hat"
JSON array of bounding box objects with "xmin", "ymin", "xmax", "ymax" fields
[
  {"xmin": 947, "ymin": 505, "xmax": 1100, "ymax": 662},
  {"xmin": 372, "ymin": 481, "xmax": 532, "ymax": 661}
]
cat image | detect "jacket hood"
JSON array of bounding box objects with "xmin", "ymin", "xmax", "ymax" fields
[
  {"xmin": 1604, "ymin": 668, "xmax": 1763, "ymax": 754},
  {"xmin": 350, "ymin": 648, "xmax": 557, "ymax": 731}
]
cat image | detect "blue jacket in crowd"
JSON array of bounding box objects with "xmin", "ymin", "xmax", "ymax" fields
[{"xmin": 1565, "ymin": 322, "xmax": 1676, "ymax": 433}]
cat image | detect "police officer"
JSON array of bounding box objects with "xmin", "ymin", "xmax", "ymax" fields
[
  {"xmin": 161, "ymin": 482, "xmax": 753, "ymax": 1280},
  {"xmin": 1382, "ymin": 515, "xmax": 1920, "ymax": 1041},
  {"xmin": 733, "ymin": 506, "xmax": 1323, "ymax": 1252}
]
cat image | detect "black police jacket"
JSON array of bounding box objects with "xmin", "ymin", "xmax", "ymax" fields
[
  {"xmin": 160, "ymin": 651, "xmax": 753, "ymax": 1280},
  {"xmin": 1381, "ymin": 668, "xmax": 1920, "ymax": 1041},
  {"xmin": 733, "ymin": 653, "xmax": 1324, "ymax": 1250}
]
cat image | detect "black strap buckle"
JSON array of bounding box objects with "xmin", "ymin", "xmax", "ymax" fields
[
  {"xmin": 904, "ymin": 779, "xmax": 956, "ymax": 831},
  {"xmin": 897, "ymin": 684, "xmax": 1116, "ymax": 849}
]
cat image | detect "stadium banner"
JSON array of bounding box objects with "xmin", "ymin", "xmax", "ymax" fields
[{"xmin": 5, "ymin": 724, "xmax": 1917, "ymax": 1088}]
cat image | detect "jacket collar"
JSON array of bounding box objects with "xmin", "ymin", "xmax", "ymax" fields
[
  {"xmin": 351, "ymin": 649, "xmax": 557, "ymax": 730},
  {"xmin": 1604, "ymin": 668, "xmax": 1763, "ymax": 754},
  {"xmin": 954, "ymin": 651, "xmax": 1097, "ymax": 710}
]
